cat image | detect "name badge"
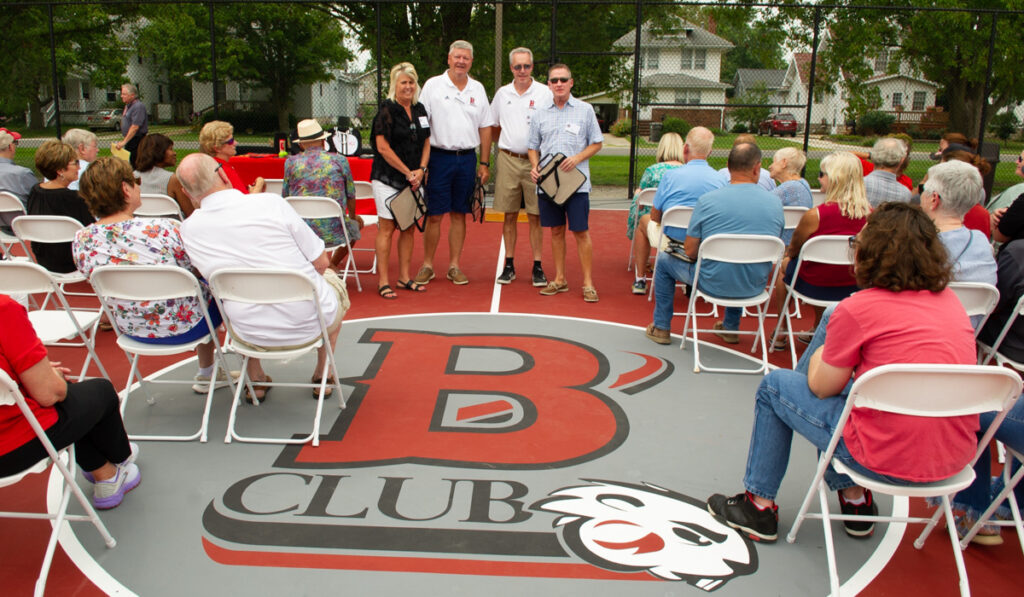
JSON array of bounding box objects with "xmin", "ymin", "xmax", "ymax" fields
[
  {"xmin": 565, "ymin": 123, "xmax": 580, "ymax": 135},
  {"xmin": 418, "ymin": 116, "xmax": 429, "ymax": 128}
]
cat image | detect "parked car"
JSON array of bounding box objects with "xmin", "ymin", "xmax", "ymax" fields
[
  {"xmin": 758, "ymin": 113, "xmax": 798, "ymax": 137},
  {"xmin": 86, "ymin": 109, "xmax": 122, "ymax": 131}
]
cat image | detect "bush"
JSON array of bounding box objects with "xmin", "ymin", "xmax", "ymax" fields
[
  {"xmin": 906, "ymin": 126, "xmax": 943, "ymax": 140},
  {"xmin": 857, "ymin": 111, "xmax": 895, "ymax": 136},
  {"xmin": 989, "ymin": 111, "xmax": 1021, "ymax": 141},
  {"xmin": 860, "ymin": 137, "xmax": 878, "ymax": 147},
  {"xmin": 199, "ymin": 109, "xmax": 297, "ymax": 133},
  {"xmin": 610, "ymin": 118, "xmax": 632, "ymax": 138},
  {"xmin": 731, "ymin": 122, "xmax": 748, "ymax": 133},
  {"xmin": 661, "ymin": 116, "xmax": 692, "ymax": 137}
]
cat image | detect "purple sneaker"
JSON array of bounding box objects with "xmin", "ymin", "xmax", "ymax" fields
[
  {"xmin": 92, "ymin": 461, "xmax": 141, "ymax": 509},
  {"xmin": 82, "ymin": 442, "xmax": 139, "ymax": 484}
]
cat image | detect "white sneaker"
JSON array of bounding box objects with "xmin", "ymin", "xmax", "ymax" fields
[
  {"xmin": 192, "ymin": 369, "xmax": 240, "ymax": 394},
  {"xmin": 83, "ymin": 442, "xmax": 139, "ymax": 483},
  {"xmin": 92, "ymin": 462, "xmax": 141, "ymax": 509}
]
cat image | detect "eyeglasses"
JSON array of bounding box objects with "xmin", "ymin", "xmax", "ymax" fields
[
  {"xmin": 1017, "ymin": 155, "xmax": 1023, "ymax": 164},
  {"xmin": 225, "ymin": 138, "xmax": 236, "ymax": 145},
  {"xmin": 848, "ymin": 235, "xmax": 859, "ymax": 249},
  {"xmin": 512, "ymin": 64, "xmax": 532, "ymax": 71},
  {"xmin": 548, "ymin": 77, "xmax": 570, "ymax": 84},
  {"xmin": 818, "ymin": 171, "xmax": 827, "ymax": 178}
]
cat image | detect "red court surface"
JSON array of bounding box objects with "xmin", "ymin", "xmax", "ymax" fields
[{"xmin": 2, "ymin": 209, "xmax": 1022, "ymax": 595}]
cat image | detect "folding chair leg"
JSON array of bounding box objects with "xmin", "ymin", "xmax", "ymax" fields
[
  {"xmin": 817, "ymin": 484, "xmax": 842, "ymax": 597},
  {"xmin": 939, "ymin": 496, "xmax": 972, "ymax": 597}
]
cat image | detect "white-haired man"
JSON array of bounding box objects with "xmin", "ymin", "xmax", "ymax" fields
[
  {"xmin": 415, "ymin": 40, "xmax": 495, "ymax": 286},
  {"xmin": 176, "ymin": 153, "xmax": 344, "ymax": 403},
  {"xmin": 490, "ymin": 47, "xmax": 553, "ymax": 287},
  {"xmin": 863, "ymin": 137, "xmax": 910, "ymax": 207}
]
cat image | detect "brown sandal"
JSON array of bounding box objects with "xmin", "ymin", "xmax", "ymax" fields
[
  {"xmin": 311, "ymin": 375, "xmax": 336, "ymax": 398},
  {"xmin": 244, "ymin": 376, "xmax": 272, "ymax": 404}
]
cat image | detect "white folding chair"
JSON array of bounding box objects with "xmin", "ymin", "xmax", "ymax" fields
[
  {"xmin": 978, "ymin": 294, "xmax": 1024, "ymax": 370},
  {"xmin": 136, "ymin": 193, "xmax": 184, "ymax": 219},
  {"xmin": 0, "ymin": 369, "xmax": 117, "ymax": 597},
  {"xmin": 264, "ymin": 178, "xmax": 284, "ymax": 195},
  {"xmin": 209, "ymin": 268, "xmax": 345, "ymax": 446},
  {"xmin": 770, "ymin": 235, "xmax": 856, "ymax": 366},
  {"xmin": 626, "ymin": 187, "xmax": 657, "ymax": 272},
  {"xmin": 11, "ymin": 215, "xmax": 95, "ymax": 307},
  {"xmin": 0, "ymin": 261, "xmax": 109, "ymax": 381},
  {"xmin": 785, "ymin": 364, "xmax": 1022, "ymax": 597},
  {"xmin": 352, "ymin": 180, "xmax": 378, "ymax": 274},
  {"xmin": 783, "ymin": 205, "xmax": 809, "ymax": 232},
  {"xmin": 810, "ymin": 189, "xmax": 826, "ymax": 207},
  {"xmin": 647, "ymin": 205, "xmax": 692, "ymax": 299},
  {"xmin": 947, "ymin": 281, "xmax": 1000, "ymax": 340},
  {"xmin": 960, "ymin": 445, "xmax": 1024, "ymax": 556},
  {"xmin": 0, "ymin": 190, "xmax": 30, "ymax": 260},
  {"xmin": 285, "ymin": 195, "xmax": 362, "ymax": 292},
  {"xmin": 89, "ymin": 265, "xmax": 235, "ymax": 442},
  {"xmin": 681, "ymin": 234, "xmax": 785, "ymax": 375}
]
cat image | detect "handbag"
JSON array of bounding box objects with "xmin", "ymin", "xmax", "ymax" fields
[
  {"xmin": 536, "ymin": 153, "xmax": 586, "ymax": 205},
  {"xmin": 385, "ymin": 185, "xmax": 427, "ymax": 232}
]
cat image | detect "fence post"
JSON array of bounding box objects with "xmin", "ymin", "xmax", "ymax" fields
[
  {"xmin": 976, "ymin": 11, "xmax": 998, "ymax": 148},
  {"xmin": 48, "ymin": 2, "xmax": 62, "ymax": 137},
  {"xmin": 376, "ymin": 1, "xmax": 383, "ymax": 107},
  {"xmin": 627, "ymin": 0, "xmax": 643, "ymax": 197},
  {"xmin": 208, "ymin": 2, "xmax": 219, "ymax": 119},
  {"xmin": 801, "ymin": 5, "xmax": 821, "ymax": 155}
]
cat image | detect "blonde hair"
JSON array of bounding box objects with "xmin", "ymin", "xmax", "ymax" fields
[
  {"xmin": 655, "ymin": 132, "xmax": 684, "ymax": 163},
  {"xmin": 387, "ymin": 62, "xmax": 420, "ymax": 104},
  {"xmin": 773, "ymin": 147, "xmax": 806, "ymax": 174},
  {"xmin": 199, "ymin": 120, "xmax": 234, "ymax": 155},
  {"xmin": 820, "ymin": 151, "xmax": 871, "ymax": 220}
]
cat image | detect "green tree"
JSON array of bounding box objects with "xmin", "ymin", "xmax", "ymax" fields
[
  {"xmin": 139, "ymin": 2, "xmax": 351, "ymax": 131},
  {"xmin": 0, "ymin": 2, "xmax": 136, "ymax": 128},
  {"xmin": 730, "ymin": 82, "xmax": 773, "ymax": 130}
]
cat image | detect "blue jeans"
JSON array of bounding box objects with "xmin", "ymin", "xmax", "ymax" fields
[
  {"xmin": 743, "ymin": 368, "xmax": 920, "ymax": 501},
  {"xmin": 652, "ymin": 251, "xmax": 740, "ymax": 331},
  {"xmin": 953, "ymin": 399, "xmax": 1024, "ymax": 518},
  {"xmin": 794, "ymin": 304, "xmax": 836, "ymax": 375}
]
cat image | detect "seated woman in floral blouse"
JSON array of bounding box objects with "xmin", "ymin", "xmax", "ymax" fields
[{"xmin": 71, "ymin": 157, "xmax": 227, "ymax": 392}]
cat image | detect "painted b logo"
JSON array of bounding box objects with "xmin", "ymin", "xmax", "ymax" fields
[{"xmin": 277, "ymin": 329, "xmax": 628, "ymax": 469}]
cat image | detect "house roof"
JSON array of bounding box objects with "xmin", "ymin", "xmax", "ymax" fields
[
  {"xmin": 734, "ymin": 69, "xmax": 787, "ymax": 91},
  {"xmin": 641, "ymin": 73, "xmax": 731, "ymax": 90},
  {"xmin": 793, "ymin": 53, "xmax": 816, "ymax": 84},
  {"xmin": 864, "ymin": 73, "xmax": 939, "ymax": 88},
  {"xmin": 612, "ymin": 19, "xmax": 734, "ymax": 50}
]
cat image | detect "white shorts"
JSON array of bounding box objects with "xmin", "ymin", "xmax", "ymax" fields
[{"xmin": 372, "ymin": 180, "xmax": 425, "ymax": 221}]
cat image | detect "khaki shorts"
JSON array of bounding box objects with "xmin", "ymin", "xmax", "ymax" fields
[{"xmin": 493, "ymin": 150, "xmax": 539, "ymax": 215}]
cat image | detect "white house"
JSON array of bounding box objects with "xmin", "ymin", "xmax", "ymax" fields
[{"xmin": 611, "ymin": 18, "xmax": 733, "ymax": 132}]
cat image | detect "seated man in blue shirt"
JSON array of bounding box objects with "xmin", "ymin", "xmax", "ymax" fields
[
  {"xmin": 646, "ymin": 143, "xmax": 784, "ymax": 345},
  {"xmin": 649, "ymin": 126, "xmax": 724, "ymax": 244}
]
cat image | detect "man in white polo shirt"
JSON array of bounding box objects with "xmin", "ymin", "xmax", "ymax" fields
[
  {"xmin": 415, "ymin": 40, "xmax": 495, "ymax": 286},
  {"xmin": 177, "ymin": 153, "xmax": 344, "ymax": 402},
  {"xmin": 489, "ymin": 47, "xmax": 553, "ymax": 287}
]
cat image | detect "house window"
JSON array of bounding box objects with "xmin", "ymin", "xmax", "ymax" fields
[
  {"xmin": 873, "ymin": 50, "xmax": 888, "ymax": 73},
  {"xmin": 912, "ymin": 91, "xmax": 927, "ymax": 111},
  {"xmin": 58, "ymin": 84, "xmax": 67, "ymax": 100},
  {"xmin": 158, "ymin": 85, "xmax": 164, "ymax": 103},
  {"xmin": 106, "ymin": 91, "xmax": 117, "ymax": 102},
  {"xmin": 681, "ymin": 48, "xmax": 706, "ymax": 70},
  {"xmin": 892, "ymin": 92, "xmax": 903, "ymax": 108},
  {"xmin": 82, "ymin": 85, "xmax": 90, "ymax": 100},
  {"xmin": 675, "ymin": 90, "xmax": 700, "ymax": 105},
  {"xmin": 646, "ymin": 49, "xmax": 658, "ymax": 70}
]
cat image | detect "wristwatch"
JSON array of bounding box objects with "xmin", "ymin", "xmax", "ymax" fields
[{"xmin": 479, "ymin": 161, "xmax": 490, "ymax": 167}]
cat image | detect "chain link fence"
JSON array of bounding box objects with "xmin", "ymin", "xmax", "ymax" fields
[{"xmin": 5, "ymin": 1, "xmax": 1023, "ymax": 196}]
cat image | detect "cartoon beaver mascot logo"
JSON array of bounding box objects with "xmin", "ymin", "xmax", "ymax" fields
[{"xmin": 533, "ymin": 479, "xmax": 757, "ymax": 591}]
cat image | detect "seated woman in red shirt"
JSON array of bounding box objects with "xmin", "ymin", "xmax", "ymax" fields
[
  {"xmin": 198, "ymin": 120, "xmax": 266, "ymax": 194},
  {"xmin": 709, "ymin": 203, "xmax": 978, "ymax": 543},
  {"xmin": 0, "ymin": 296, "xmax": 139, "ymax": 509}
]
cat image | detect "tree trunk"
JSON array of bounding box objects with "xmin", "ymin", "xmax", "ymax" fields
[{"xmin": 277, "ymin": 106, "xmax": 291, "ymax": 134}]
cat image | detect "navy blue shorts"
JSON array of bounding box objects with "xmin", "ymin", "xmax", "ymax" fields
[
  {"xmin": 538, "ymin": 191, "xmax": 589, "ymax": 232},
  {"xmin": 127, "ymin": 300, "xmax": 223, "ymax": 345},
  {"xmin": 425, "ymin": 151, "xmax": 476, "ymax": 216},
  {"xmin": 783, "ymin": 260, "xmax": 859, "ymax": 302}
]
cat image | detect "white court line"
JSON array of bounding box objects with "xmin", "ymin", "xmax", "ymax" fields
[
  {"xmin": 489, "ymin": 236, "xmax": 508, "ymax": 313},
  {"xmin": 53, "ymin": 312, "xmax": 901, "ymax": 596}
]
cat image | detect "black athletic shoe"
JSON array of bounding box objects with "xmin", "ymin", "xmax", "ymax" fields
[
  {"xmin": 838, "ymin": 489, "xmax": 877, "ymax": 538},
  {"xmin": 497, "ymin": 264, "xmax": 515, "ymax": 284},
  {"xmin": 532, "ymin": 265, "xmax": 548, "ymax": 287},
  {"xmin": 707, "ymin": 492, "xmax": 778, "ymax": 543}
]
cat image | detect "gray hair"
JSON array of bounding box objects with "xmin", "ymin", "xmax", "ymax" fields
[
  {"xmin": 386, "ymin": 62, "xmax": 420, "ymax": 104},
  {"xmin": 0, "ymin": 133, "xmax": 14, "ymax": 152},
  {"xmin": 176, "ymin": 153, "xmax": 222, "ymax": 201},
  {"xmin": 121, "ymin": 83, "xmax": 138, "ymax": 96},
  {"xmin": 449, "ymin": 40, "xmax": 473, "ymax": 58},
  {"xmin": 62, "ymin": 128, "xmax": 98, "ymax": 152},
  {"xmin": 509, "ymin": 47, "xmax": 533, "ymax": 64},
  {"xmin": 923, "ymin": 160, "xmax": 984, "ymax": 218},
  {"xmin": 870, "ymin": 137, "xmax": 907, "ymax": 168},
  {"xmin": 772, "ymin": 147, "xmax": 806, "ymax": 174},
  {"xmin": 685, "ymin": 126, "xmax": 714, "ymax": 159}
]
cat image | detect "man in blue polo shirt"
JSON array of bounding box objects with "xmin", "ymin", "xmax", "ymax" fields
[
  {"xmin": 527, "ymin": 63, "xmax": 604, "ymax": 302},
  {"xmin": 650, "ymin": 126, "xmax": 724, "ymax": 243},
  {"xmin": 645, "ymin": 143, "xmax": 783, "ymax": 345}
]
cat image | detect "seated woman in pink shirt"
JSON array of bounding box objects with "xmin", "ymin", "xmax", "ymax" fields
[{"xmin": 708, "ymin": 202, "xmax": 978, "ymax": 543}]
